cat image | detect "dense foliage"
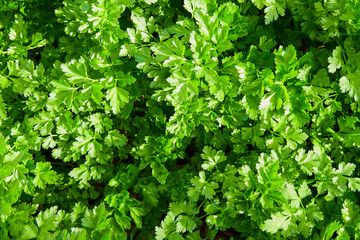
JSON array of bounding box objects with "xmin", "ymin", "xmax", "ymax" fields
[{"xmin": 1, "ymin": 0, "xmax": 360, "ymax": 239}]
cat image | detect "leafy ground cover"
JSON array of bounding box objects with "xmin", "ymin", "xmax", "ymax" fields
[{"xmin": 1, "ymin": 0, "xmax": 360, "ymax": 239}]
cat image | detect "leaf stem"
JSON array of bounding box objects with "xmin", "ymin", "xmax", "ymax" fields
[{"xmin": 0, "ymin": 66, "xmax": 7, "ymax": 74}]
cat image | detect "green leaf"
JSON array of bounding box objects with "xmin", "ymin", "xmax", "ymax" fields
[
  {"xmin": 60, "ymin": 228, "xmax": 87, "ymax": 240},
  {"xmin": 186, "ymin": 231, "xmax": 202, "ymax": 240},
  {"xmin": 82, "ymin": 203, "xmax": 109, "ymax": 232},
  {"xmin": 42, "ymin": 135, "xmax": 57, "ymax": 149},
  {"xmin": 48, "ymin": 80, "xmax": 79, "ymax": 110},
  {"xmin": 106, "ymin": 86, "xmax": 129, "ymax": 114},
  {"xmin": 105, "ymin": 130, "xmax": 127, "ymax": 147},
  {"xmin": 150, "ymin": 161, "xmax": 169, "ymax": 184},
  {"xmin": 282, "ymin": 183, "xmax": 301, "ymax": 208},
  {"xmin": 35, "ymin": 206, "xmax": 58, "ymax": 232},
  {"xmin": 187, "ymin": 187, "xmax": 201, "ymax": 202},
  {"xmin": 19, "ymin": 222, "xmax": 38, "ymax": 240},
  {"xmin": 1, "ymin": 151, "xmax": 23, "ymax": 180},
  {"xmin": 169, "ymin": 202, "xmax": 198, "ymax": 216},
  {"xmin": 144, "ymin": 0, "xmax": 158, "ymax": 4},
  {"xmin": 339, "ymin": 72, "xmax": 360, "ymax": 101},
  {"xmin": 348, "ymin": 178, "xmax": 360, "ymax": 191},
  {"xmin": 264, "ymin": 211, "xmax": 304, "ymax": 238},
  {"xmin": 8, "ymin": 16, "xmax": 28, "ymax": 42},
  {"xmin": 262, "ymin": 212, "xmax": 291, "ymax": 234},
  {"xmin": 90, "ymin": 165, "xmax": 106, "ymax": 180},
  {"xmin": 201, "ymin": 146, "xmax": 226, "ymax": 171},
  {"xmin": 240, "ymin": 65, "xmax": 272, "ymax": 98},
  {"xmin": 312, "ymin": 69, "xmax": 330, "ymax": 87},
  {"xmin": 280, "ymin": 127, "xmax": 308, "ymax": 150},
  {"xmin": 201, "ymin": 185, "xmax": 219, "ymax": 199},
  {"xmin": 259, "ymin": 36, "xmax": 277, "ymax": 52},
  {"xmin": 191, "ymin": 171, "xmax": 218, "ymax": 200},
  {"xmin": 71, "ymin": 136, "xmax": 103, "ymax": 158},
  {"xmin": 274, "ymin": 45, "xmax": 298, "ymax": 81},
  {"xmin": 264, "ymin": 2, "xmax": 286, "ymax": 24},
  {"xmin": 251, "ymin": 0, "xmax": 265, "ymax": 9},
  {"xmin": 0, "ymin": 93, "xmax": 7, "ymax": 121},
  {"xmin": 130, "ymin": 207, "xmax": 144, "ymax": 229},
  {"xmin": 288, "ymin": 95, "xmax": 311, "ymax": 128},
  {"xmin": 295, "ymin": 150, "xmax": 324, "ymax": 175},
  {"xmin": 118, "ymin": 74, "xmax": 137, "ymax": 87},
  {"xmin": 0, "ymin": 75, "xmax": 11, "ymax": 89},
  {"xmin": 28, "ymin": 111, "xmax": 54, "ymax": 136},
  {"xmin": 151, "ymin": 37, "xmax": 185, "ymax": 62},
  {"xmin": 33, "ymin": 162, "xmax": 59, "ymax": 190},
  {"xmin": 131, "ymin": 11, "xmax": 147, "ymax": 32},
  {"xmin": 184, "ymin": 0, "xmax": 194, "ymax": 13},
  {"xmin": 176, "ymin": 215, "xmax": 197, "ymax": 233},
  {"xmin": 336, "ymin": 162, "xmax": 355, "ymax": 176},
  {"xmin": 328, "ymin": 46, "xmax": 342, "ymax": 73},
  {"xmin": 69, "ymin": 165, "xmax": 91, "ymax": 186},
  {"xmin": 61, "ymin": 59, "xmax": 91, "ymax": 83},
  {"xmin": 297, "ymin": 64, "xmax": 312, "ymax": 81},
  {"xmin": 82, "ymin": 82, "xmax": 104, "ymax": 105},
  {"xmin": 298, "ymin": 182, "xmax": 312, "ymax": 199},
  {"xmin": 260, "ymin": 84, "xmax": 288, "ymax": 113},
  {"xmin": 155, "ymin": 226, "xmax": 167, "ymax": 240},
  {"xmin": 324, "ymin": 221, "xmax": 342, "ymax": 240},
  {"xmin": 0, "ymin": 133, "xmax": 6, "ymax": 156},
  {"xmin": 114, "ymin": 212, "xmax": 132, "ymax": 230},
  {"xmin": 168, "ymin": 231, "xmax": 184, "ymax": 240},
  {"xmin": 167, "ymin": 68, "xmax": 199, "ymax": 104},
  {"xmin": 71, "ymin": 202, "xmax": 87, "ymax": 222},
  {"xmin": 105, "ymin": 190, "xmax": 130, "ymax": 211},
  {"xmin": 194, "ymin": 10, "xmax": 216, "ymax": 39}
]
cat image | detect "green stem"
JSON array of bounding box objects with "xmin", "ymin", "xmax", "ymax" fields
[
  {"xmin": 0, "ymin": 66, "xmax": 7, "ymax": 74},
  {"xmin": 197, "ymin": 212, "xmax": 219, "ymax": 220},
  {"xmin": 313, "ymin": 192, "xmax": 320, "ymax": 200},
  {"xmin": 198, "ymin": 199, "xmax": 206, "ymax": 210},
  {"xmin": 9, "ymin": 145, "xmax": 16, "ymax": 152}
]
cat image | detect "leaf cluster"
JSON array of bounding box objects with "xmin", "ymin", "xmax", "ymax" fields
[{"xmin": 1, "ymin": 0, "xmax": 360, "ymax": 239}]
